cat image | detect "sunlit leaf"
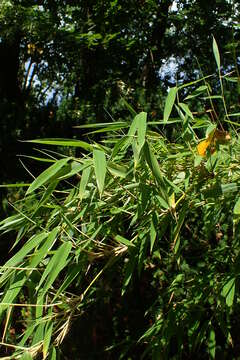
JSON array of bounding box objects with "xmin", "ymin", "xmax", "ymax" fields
[
  {"xmin": 213, "ymin": 36, "xmax": 220, "ymax": 71},
  {"xmin": 93, "ymin": 149, "xmax": 107, "ymax": 196},
  {"xmin": 26, "ymin": 157, "xmax": 71, "ymax": 195},
  {"xmin": 163, "ymin": 86, "xmax": 177, "ymax": 123}
]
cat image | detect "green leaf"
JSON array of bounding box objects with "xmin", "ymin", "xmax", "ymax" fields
[
  {"xmin": 0, "ymin": 214, "xmax": 25, "ymax": 231},
  {"xmin": 74, "ymin": 121, "xmax": 127, "ymax": 129},
  {"xmin": 26, "ymin": 157, "xmax": 71, "ymax": 195},
  {"xmin": 79, "ymin": 166, "xmax": 91, "ymax": 200},
  {"xmin": 0, "ymin": 232, "xmax": 48, "ymax": 284},
  {"xmin": 136, "ymin": 111, "xmax": 147, "ymax": 151},
  {"xmin": 178, "ymin": 102, "xmax": 194, "ymax": 120},
  {"xmin": 43, "ymin": 322, "xmax": 53, "ymax": 359},
  {"xmin": 38, "ymin": 241, "xmax": 72, "ymax": 297},
  {"xmin": 234, "ymin": 198, "xmax": 240, "ymax": 215},
  {"xmin": 33, "ymin": 180, "xmax": 58, "ymax": 215},
  {"xmin": 32, "ymin": 322, "xmax": 45, "ymax": 346},
  {"xmin": 184, "ymin": 85, "xmax": 208, "ymax": 100},
  {"xmin": 163, "ymin": 87, "xmax": 177, "ymax": 123},
  {"xmin": 0, "ymin": 271, "xmax": 26, "ymax": 316},
  {"xmin": 115, "ymin": 235, "xmax": 135, "ymax": 248},
  {"xmin": 143, "ymin": 142, "xmax": 168, "ymax": 203},
  {"xmin": 221, "ymin": 183, "xmax": 238, "ymax": 194},
  {"xmin": 0, "ymin": 183, "xmax": 30, "ymax": 188},
  {"xmin": 122, "ymin": 249, "xmax": 137, "ymax": 295},
  {"xmin": 108, "ymin": 162, "xmax": 127, "ymax": 178},
  {"xmin": 24, "ymin": 138, "xmax": 93, "ymax": 150},
  {"xmin": 59, "ymin": 161, "xmax": 89, "ymax": 180},
  {"xmin": 213, "ymin": 36, "xmax": 220, "ymax": 71},
  {"xmin": 150, "ymin": 217, "xmax": 157, "ymax": 253},
  {"xmin": 53, "ymin": 265, "xmax": 80, "ymax": 301},
  {"xmin": 208, "ymin": 328, "xmax": 216, "ymax": 359},
  {"xmin": 48, "ymin": 346, "xmax": 57, "ymax": 360},
  {"xmin": 21, "ymin": 352, "xmax": 33, "ymax": 360},
  {"xmin": 93, "ymin": 149, "xmax": 107, "ymax": 196},
  {"xmin": 29, "ymin": 227, "xmax": 59, "ymax": 268},
  {"xmin": 222, "ymin": 278, "xmax": 235, "ymax": 307}
]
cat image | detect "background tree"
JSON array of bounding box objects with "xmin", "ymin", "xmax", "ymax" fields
[{"xmin": 0, "ymin": 0, "xmax": 239, "ymax": 181}]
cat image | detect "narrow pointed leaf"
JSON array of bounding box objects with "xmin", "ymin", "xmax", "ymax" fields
[
  {"xmin": 26, "ymin": 157, "xmax": 71, "ymax": 195},
  {"xmin": 0, "ymin": 271, "xmax": 26, "ymax": 316},
  {"xmin": 93, "ymin": 149, "xmax": 106, "ymax": 196},
  {"xmin": 213, "ymin": 36, "xmax": 220, "ymax": 71},
  {"xmin": 39, "ymin": 241, "xmax": 72, "ymax": 297},
  {"xmin": 29, "ymin": 227, "xmax": 59, "ymax": 268},
  {"xmin": 43, "ymin": 322, "xmax": 53, "ymax": 359},
  {"xmin": 222, "ymin": 278, "xmax": 235, "ymax": 307},
  {"xmin": 178, "ymin": 102, "xmax": 194, "ymax": 120},
  {"xmin": 164, "ymin": 87, "xmax": 177, "ymax": 123},
  {"xmin": 79, "ymin": 166, "xmax": 91, "ymax": 200},
  {"xmin": 136, "ymin": 112, "xmax": 147, "ymax": 151},
  {"xmin": 24, "ymin": 138, "xmax": 93, "ymax": 150}
]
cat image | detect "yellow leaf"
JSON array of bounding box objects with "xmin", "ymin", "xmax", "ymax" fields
[
  {"xmin": 197, "ymin": 128, "xmax": 230, "ymax": 157},
  {"xmin": 197, "ymin": 138, "xmax": 213, "ymax": 156}
]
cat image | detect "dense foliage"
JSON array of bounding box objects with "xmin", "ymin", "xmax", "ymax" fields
[{"xmin": 1, "ymin": 37, "xmax": 240, "ymax": 357}]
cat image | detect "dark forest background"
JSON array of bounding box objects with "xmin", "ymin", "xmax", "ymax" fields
[{"xmin": 0, "ymin": 0, "xmax": 239, "ymax": 182}]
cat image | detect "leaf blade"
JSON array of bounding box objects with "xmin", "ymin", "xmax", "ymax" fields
[
  {"xmin": 164, "ymin": 87, "xmax": 177, "ymax": 123},
  {"xmin": 93, "ymin": 149, "xmax": 107, "ymax": 196}
]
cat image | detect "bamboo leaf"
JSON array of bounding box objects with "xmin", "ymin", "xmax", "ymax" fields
[
  {"xmin": 79, "ymin": 166, "xmax": 91, "ymax": 200},
  {"xmin": 38, "ymin": 241, "xmax": 72, "ymax": 297},
  {"xmin": 0, "ymin": 183, "xmax": 30, "ymax": 188},
  {"xmin": 93, "ymin": 149, "xmax": 107, "ymax": 196},
  {"xmin": 43, "ymin": 322, "xmax": 53, "ymax": 359},
  {"xmin": 0, "ymin": 271, "xmax": 26, "ymax": 316},
  {"xmin": 108, "ymin": 162, "xmax": 127, "ymax": 178},
  {"xmin": 29, "ymin": 227, "xmax": 59, "ymax": 268},
  {"xmin": 143, "ymin": 142, "xmax": 168, "ymax": 203},
  {"xmin": 136, "ymin": 111, "xmax": 147, "ymax": 151},
  {"xmin": 21, "ymin": 352, "xmax": 33, "ymax": 360},
  {"xmin": 122, "ymin": 249, "xmax": 137, "ymax": 295},
  {"xmin": 234, "ymin": 198, "xmax": 240, "ymax": 215},
  {"xmin": 115, "ymin": 235, "xmax": 135, "ymax": 248},
  {"xmin": 53, "ymin": 265, "xmax": 80, "ymax": 301},
  {"xmin": 49, "ymin": 346, "xmax": 57, "ymax": 360},
  {"xmin": 208, "ymin": 328, "xmax": 216, "ymax": 359},
  {"xmin": 150, "ymin": 217, "xmax": 157, "ymax": 253},
  {"xmin": 26, "ymin": 157, "xmax": 71, "ymax": 195},
  {"xmin": 213, "ymin": 36, "xmax": 220, "ymax": 71},
  {"xmin": 221, "ymin": 278, "xmax": 235, "ymax": 307},
  {"xmin": 24, "ymin": 138, "xmax": 93, "ymax": 150},
  {"xmin": 178, "ymin": 102, "xmax": 194, "ymax": 120},
  {"xmin": 164, "ymin": 87, "xmax": 177, "ymax": 123},
  {"xmin": 0, "ymin": 232, "xmax": 48, "ymax": 281}
]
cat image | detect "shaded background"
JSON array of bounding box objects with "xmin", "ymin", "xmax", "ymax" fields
[{"xmin": 0, "ymin": 0, "xmax": 239, "ymax": 184}]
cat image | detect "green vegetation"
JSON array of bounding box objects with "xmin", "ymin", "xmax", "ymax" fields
[
  {"xmin": 0, "ymin": 1, "xmax": 240, "ymax": 359},
  {"xmin": 1, "ymin": 37, "xmax": 240, "ymax": 358}
]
